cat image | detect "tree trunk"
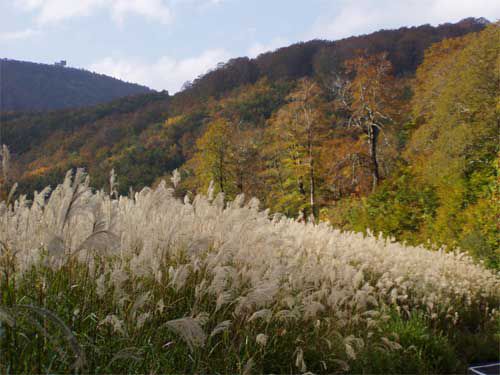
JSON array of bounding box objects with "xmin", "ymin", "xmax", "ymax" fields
[
  {"xmin": 368, "ymin": 124, "xmax": 380, "ymax": 191},
  {"xmin": 298, "ymin": 177, "xmax": 306, "ymax": 196},
  {"xmin": 309, "ymin": 149, "xmax": 315, "ymax": 221},
  {"xmin": 218, "ymin": 153, "xmax": 225, "ymax": 193},
  {"xmin": 307, "ymin": 126, "xmax": 316, "ymax": 221},
  {"xmin": 237, "ymin": 169, "xmax": 243, "ymax": 193}
]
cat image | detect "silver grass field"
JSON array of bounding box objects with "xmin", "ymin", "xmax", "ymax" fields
[{"xmin": 0, "ymin": 169, "xmax": 498, "ymax": 373}]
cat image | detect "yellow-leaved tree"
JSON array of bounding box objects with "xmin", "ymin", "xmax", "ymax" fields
[{"xmin": 406, "ymin": 24, "xmax": 499, "ymax": 266}]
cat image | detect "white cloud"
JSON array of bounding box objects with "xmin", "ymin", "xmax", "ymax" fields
[
  {"xmin": 15, "ymin": 0, "xmax": 172, "ymax": 25},
  {"xmin": 0, "ymin": 28, "xmax": 40, "ymax": 42},
  {"xmin": 247, "ymin": 37, "xmax": 289, "ymax": 58},
  {"xmin": 88, "ymin": 48, "xmax": 232, "ymax": 92},
  {"xmin": 308, "ymin": 0, "xmax": 500, "ymax": 40}
]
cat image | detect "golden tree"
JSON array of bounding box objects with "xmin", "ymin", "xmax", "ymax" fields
[{"xmin": 264, "ymin": 79, "xmax": 328, "ymax": 219}]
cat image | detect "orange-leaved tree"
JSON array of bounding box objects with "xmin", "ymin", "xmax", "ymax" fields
[{"xmin": 343, "ymin": 52, "xmax": 402, "ymax": 191}]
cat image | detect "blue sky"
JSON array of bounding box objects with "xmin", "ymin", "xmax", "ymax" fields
[{"xmin": 1, "ymin": 0, "xmax": 499, "ymax": 93}]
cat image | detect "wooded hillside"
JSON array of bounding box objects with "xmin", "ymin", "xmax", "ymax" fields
[{"xmin": 1, "ymin": 18, "xmax": 497, "ymax": 267}]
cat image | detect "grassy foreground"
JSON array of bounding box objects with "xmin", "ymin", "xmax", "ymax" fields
[{"xmin": 0, "ymin": 170, "xmax": 499, "ymax": 373}]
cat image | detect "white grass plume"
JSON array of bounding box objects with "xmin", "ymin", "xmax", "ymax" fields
[
  {"xmin": 165, "ymin": 317, "xmax": 206, "ymax": 352},
  {"xmin": 0, "ymin": 168, "xmax": 498, "ymax": 368}
]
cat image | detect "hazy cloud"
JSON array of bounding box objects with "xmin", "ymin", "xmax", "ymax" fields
[
  {"xmin": 110, "ymin": 0, "xmax": 173, "ymax": 25},
  {"xmin": 89, "ymin": 48, "xmax": 232, "ymax": 92},
  {"xmin": 172, "ymin": 0, "xmax": 226, "ymax": 6},
  {"xmin": 308, "ymin": 0, "xmax": 500, "ymax": 40},
  {"xmin": 15, "ymin": 0, "xmax": 173, "ymax": 25},
  {"xmin": 0, "ymin": 28, "xmax": 40, "ymax": 42}
]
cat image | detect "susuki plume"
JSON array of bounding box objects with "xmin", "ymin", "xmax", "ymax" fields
[{"xmin": 0, "ymin": 169, "xmax": 498, "ymax": 371}]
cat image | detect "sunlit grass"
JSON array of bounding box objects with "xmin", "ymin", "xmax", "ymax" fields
[{"xmin": 0, "ymin": 169, "xmax": 498, "ymax": 373}]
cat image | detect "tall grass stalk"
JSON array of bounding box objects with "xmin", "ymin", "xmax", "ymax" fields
[{"xmin": 0, "ymin": 169, "xmax": 498, "ymax": 373}]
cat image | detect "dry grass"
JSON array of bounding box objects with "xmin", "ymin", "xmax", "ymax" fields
[{"xmin": 0, "ymin": 169, "xmax": 498, "ymax": 373}]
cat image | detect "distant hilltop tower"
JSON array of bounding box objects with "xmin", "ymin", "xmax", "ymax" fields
[{"xmin": 54, "ymin": 60, "xmax": 67, "ymax": 67}]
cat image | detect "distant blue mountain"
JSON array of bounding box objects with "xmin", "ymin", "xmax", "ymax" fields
[{"xmin": 0, "ymin": 59, "xmax": 153, "ymax": 112}]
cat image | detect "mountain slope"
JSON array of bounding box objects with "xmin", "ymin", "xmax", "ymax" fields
[
  {"xmin": 0, "ymin": 19, "xmax": 497, "ymax": 267},
  {"xmin": 0, "ymin": 59, "xmax": 153, "ymax": 111},
  {"xmin": 1, "ymin": 19, "xmax": 488, "ymax": 192}
]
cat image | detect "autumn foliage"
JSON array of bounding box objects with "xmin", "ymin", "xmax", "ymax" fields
[{"xmin": 1, "ymin": 20, "xmax": 497, "ymax": 268}]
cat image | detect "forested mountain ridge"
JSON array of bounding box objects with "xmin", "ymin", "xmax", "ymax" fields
[
  {"xmin": 177, "ymin": 17, "xmax": 487, "ymax": 102},
  {"xmin": 0, "ymin": 59, "xmax": 153, "ymax": 111},
  {"xmin": 0, "ymin": 18, "xmax": 497, "ymax": 267},
  {"xmin": 2, "ymin": 18, "xmax": 487, "ymax": 180}
]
